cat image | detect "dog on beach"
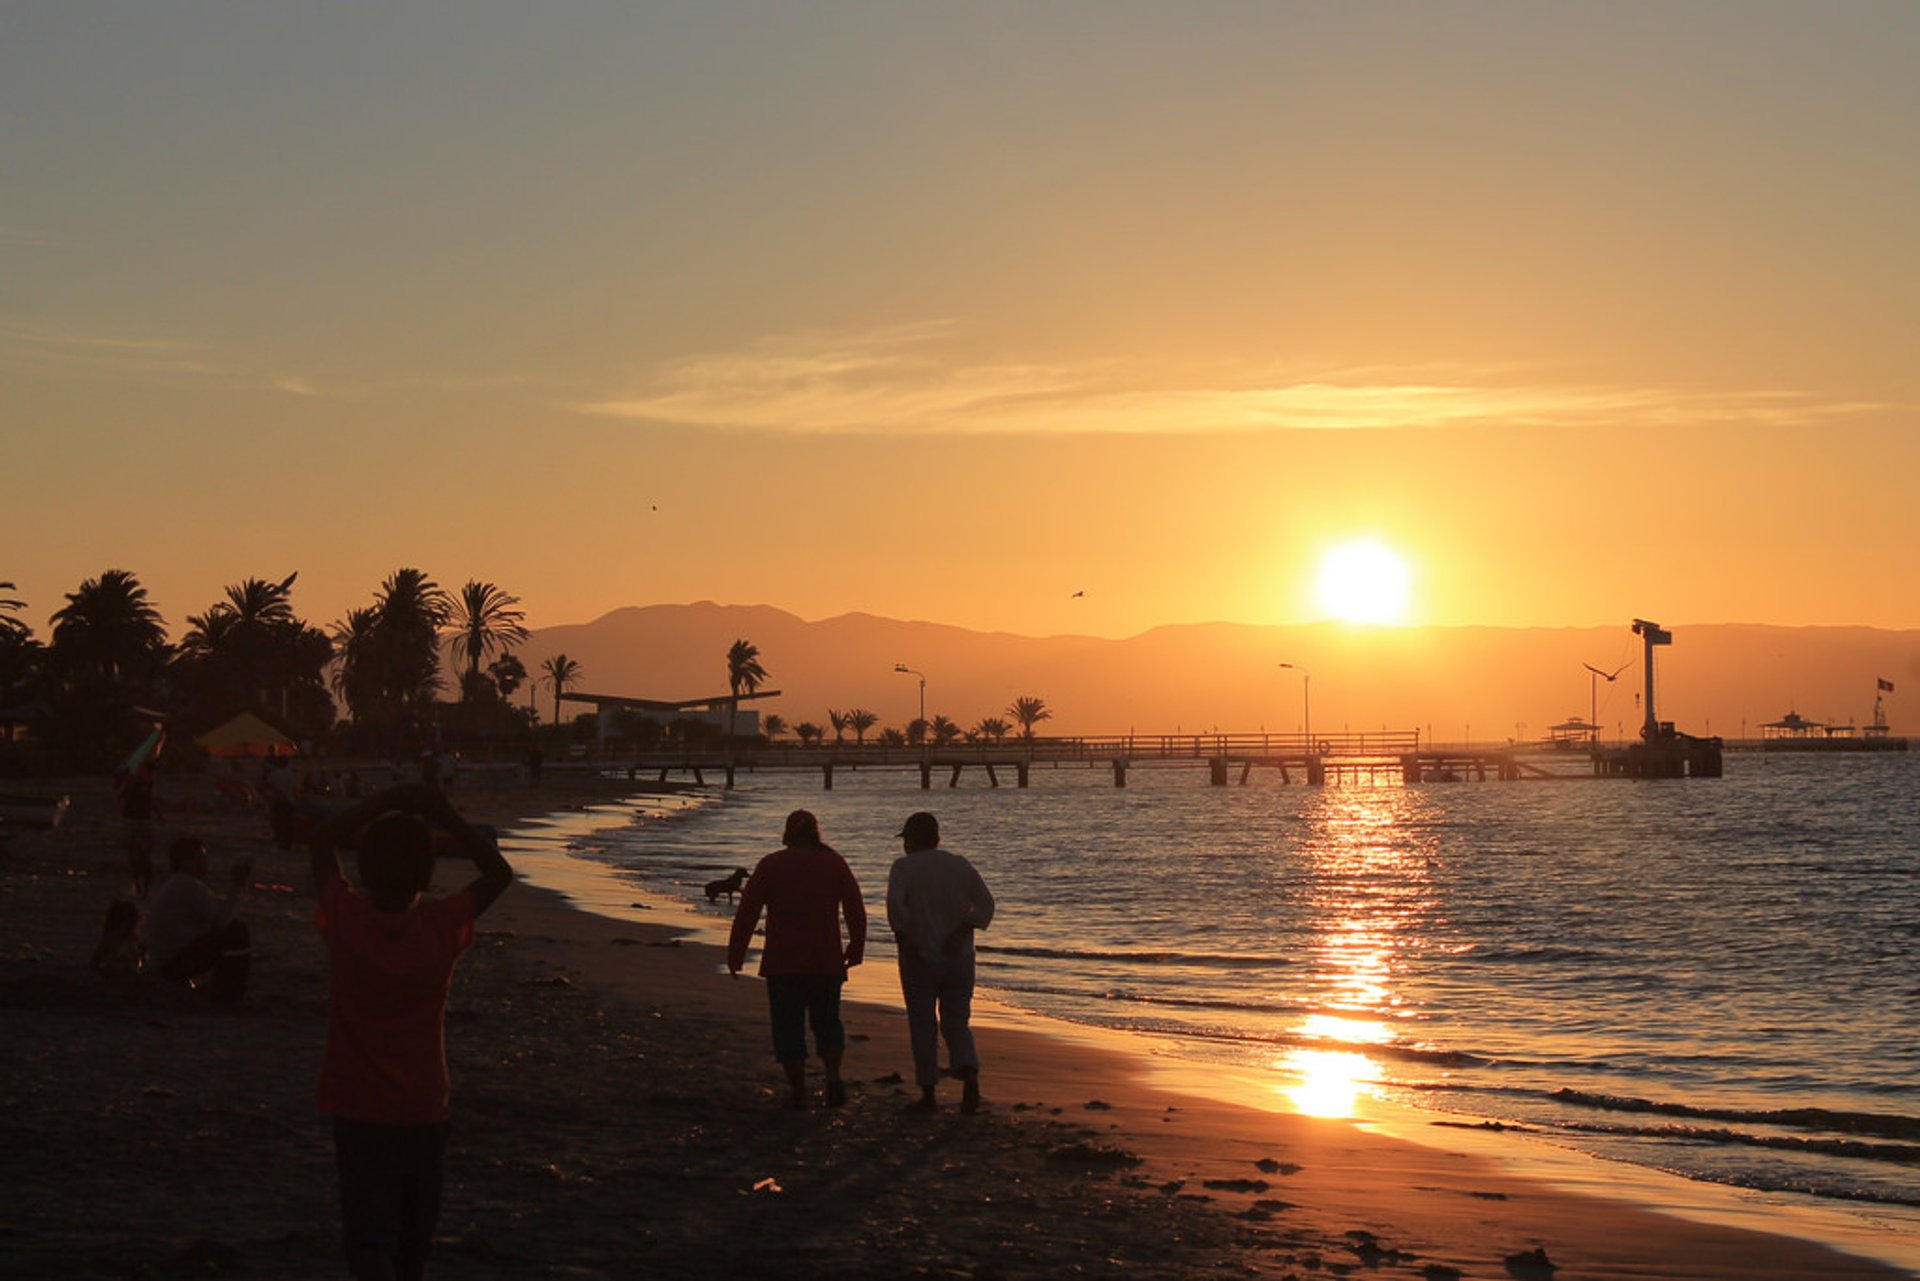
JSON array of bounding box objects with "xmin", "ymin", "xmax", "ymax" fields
[{"xmin": 704, "ymin": 867, "xmax": 750, "ymax": 903}]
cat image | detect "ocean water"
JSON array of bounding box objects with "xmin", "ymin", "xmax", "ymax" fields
[{"xmin": 528, "ymin": 750, "xmax": 1920, "ymax": 1233}]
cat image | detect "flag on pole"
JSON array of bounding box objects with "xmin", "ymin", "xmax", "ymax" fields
[{"xmin": 1878, "ymin": 678, "xmax": 1895, "ymax": 692}]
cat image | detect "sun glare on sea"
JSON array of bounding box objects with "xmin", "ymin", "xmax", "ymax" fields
[{"xmin": 1316, "ymin": 541, "xmax": 1412, "ymax": 624}]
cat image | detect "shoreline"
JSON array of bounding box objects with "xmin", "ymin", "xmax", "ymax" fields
[
  {"xmin": 1, "ymin": 773, "xmax": 1913, "ymax": 1278},
  {"xmin": 522, "ymin": 787, "xmax": 1920, "ymax": 1279}
]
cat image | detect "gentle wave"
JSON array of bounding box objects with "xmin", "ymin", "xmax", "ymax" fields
[
  {"xmin": 1548, "ymin": 1088, "xmax": 1920, "ymax": 1143},
  {"xmin": 979, "ymin": 943, "xmax": 1293, "ymax": 968}
]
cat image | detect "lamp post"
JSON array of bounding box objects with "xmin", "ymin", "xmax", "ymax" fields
[
  {"xmin": 893, "ymin": 664, "xmax": 926, "ymax": 744},
  {"xmin": 1278, "ymin": 662, "xmax": 1312, "ymax": 752}
]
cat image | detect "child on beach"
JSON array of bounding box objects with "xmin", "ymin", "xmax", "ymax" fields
[
  {"xmin": 308, "ymin": 782, "xmax": 513, "ymax": 1281},
  {"xmin": 727, "ymin": 809, "xmax": 867, "ymax": 1108}
]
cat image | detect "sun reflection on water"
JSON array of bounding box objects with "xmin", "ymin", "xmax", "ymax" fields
[{"xmin": 1277, "ymin": 785, "xmax": 1438, "ymax": 1119}]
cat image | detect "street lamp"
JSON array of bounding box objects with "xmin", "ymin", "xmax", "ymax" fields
[
  {"xmin": 893, "ymin": 664, "xmax": 926, "ymax": 740},
  {"xmin": 1583, "ymin": 661, "xmax": 1628, "ymax": 748},
  {"xmin": 1278, "ymin": 662, "xmax": 1312, "ymax": 752}
]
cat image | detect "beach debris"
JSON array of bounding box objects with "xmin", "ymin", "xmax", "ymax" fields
[
  {"xmin": 1083, "ymin": 1098, "xmax": 1112, "ymax": 1110},
  {"xmin": 1158, "ymin": 1179, "xmax": 1187, "ymax": 1195},
  {"xmin": 1044, "ymin": 1142, "xmax": 1142, "ymax": 1168},
  {"xmin": 1469, "ymin": 1190, "xmax": 1510, "ymax": 1201},
  {"xmin": 1503, "ymin": 1246, "xmax": 1558, "ymax": 1279},
  {"xmin": 1422, "ymin": 1265, "xmax": 1465, "ymax": 1281},
  {"xmin": 749, "ymin": 1176, "xmax": 783, "ymax": 1195},
  {"xmin": 1345, "ymin": 1230, "xmax": 1414, "ymax": 1267},
  {"xmin": 141, "ymin": 1086, "xmax": 175, "ymax": 1099},
  {"xmin": 1255, "ymin": 1157, "xmax": 1303, "ymax": 1175},
  {"xmin": 1202, "ymin": 1178, "xmax": 1270, "ymax": 1193},
  {"xmin": 526, "ymin": 975, "xmax": 573, "ymax": 987},
  {"xmin": 1252, "ymin": 1199, "xmax": 1295, "ymax": 1213}
]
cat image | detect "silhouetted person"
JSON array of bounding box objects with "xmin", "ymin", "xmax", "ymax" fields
[
  {"xmin": 887, "ymin": 811, "xmax": 995, "ymax": 1113},
  {"xmin": 117, "ymin": 762, "xmax": 156, "ymax": 897},
  {"xmin": 727, "ymin": 809, "xmax": 867, "ymax": 1108},
  {"xmin": 266, "ymin": 755, "xmax": 300, "ymax": 851},
  {"xmin": 146, "ymin": 836, "xmax": 252, "ymax": 1004},
  {"xmin": 309, "ymin": 783, "xmax": 513, "ymax": 1281}
]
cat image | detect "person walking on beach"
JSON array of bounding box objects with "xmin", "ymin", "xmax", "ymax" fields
[
  {"xmin": 727, "ymin": 809, "xmax": 867, "ymax": 1109},
  {"xmin": 886, "ymin": 811, "xmax": 995, "ymax": 1113},
  {"xmin": 308, "ymin": 782, "xmax": 513, "ymax": 1281}
]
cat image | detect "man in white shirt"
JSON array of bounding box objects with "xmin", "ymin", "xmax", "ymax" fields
[
  {"xmin": 885, "ymin": 811, "xmax": 995, "ymax": 1113},
  {"xmin": 146, "ymin": 835, "xmax": 252, "ymax": 1003}
]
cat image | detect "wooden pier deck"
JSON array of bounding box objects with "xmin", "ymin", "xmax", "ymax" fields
[{"xmin": 607, "ymin": 730, "xmax": 1703, "ymax": 790}]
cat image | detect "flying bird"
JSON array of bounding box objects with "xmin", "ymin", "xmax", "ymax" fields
[
  {"xmin": 1071, "ymin": 590, "xmax": 1085, "ymax": 598},
  {"xmin": 1584, "ymin": 661, "xmax": 1629, "ymax": 681}
]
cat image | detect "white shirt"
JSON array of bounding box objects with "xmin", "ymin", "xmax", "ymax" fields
[
  {"xmin": 146, "ymin": 873, "xmax": 240, "ymax": 967},
  {"xmin": 886, "ymin": 846, "xmax": 995, "ymax": 965}
]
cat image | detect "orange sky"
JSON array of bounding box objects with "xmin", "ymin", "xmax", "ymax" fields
[{"xmin": 5, "ymin": 5, "xmax": 1919, "ymax": 642}]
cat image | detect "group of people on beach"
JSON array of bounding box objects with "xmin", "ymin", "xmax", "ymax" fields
[
  {"xmin": 725, "ymin": 806, "xmax": 997, "ymax": 1113},
  {"xmin": 98, "ymin": 758, "xmax": 995, "ymax": 1281},
  {"xmin": 306, "ymin": 785, "xmax": 991, "ymax": 1280}
]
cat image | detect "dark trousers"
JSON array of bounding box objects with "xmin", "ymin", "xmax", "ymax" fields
[
  {"xmin": 157, "ymin": 918, "xmax": 251, "ymax": 1004},
  {"xmin": 333, "ymin": 1117, "xmax": 449, "ymax": 1281}
]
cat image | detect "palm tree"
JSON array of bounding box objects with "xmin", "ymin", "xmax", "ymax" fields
[
  {"xmin": 725, "ymin": 638, "xmax": 768, "ymax": 743},
  {"xmin": 930, "ymin": 714, "xmax": 961, "ymax": 746},
  {"xmin": 794, "ymin": 721, "xmax": 823, "ymax": 748},
  {"xmin": 176, "ymin": 574, "xmax": 329, "ymax": 733},
  {"xmin": 446, "ymin": 581, "xmax": 529, "ymax": 698},
  {"xmin": 329, "ymin": 608, "xmax": 381, "ymax": 719},
  {"xmin": 879, "ymin": 727, "xmax": 907, "ymax": 747},
  {"xmin": 846, "ymin": 708, "xmax": 878, "ymax": 746},
  {"xmin": 0, "ymin": 581, "xmax": 27, "ymax": 638},
  {"xmin": 1007, "ymin": 696, "xmax": 1051, "ymax": 738},
  {"xmin": 975, "ymin": 716, "xmax": 1010, "ymax": 744},
  {"xmin": 762, "ymin": 712, "xmax": 786, "ymax": 741},
  {"xmin": 49, "ymin": 569, "xmax": 168, "ymax": 685},
  {"xmin": 828, "ymin": 709, "xmax": 848, "ymax": 744},
  {"xmin": 542, "ymin": 653, "xmax": 584, "ymax": 726},
  {"xmin": 372, "ymin": 568, "xmax": 452, "ymax": 715},
  {"xmin": 488, "ymin": 652, "xmax": 528, "ymax": 702}
]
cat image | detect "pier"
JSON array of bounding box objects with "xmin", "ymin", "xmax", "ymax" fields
[{"xmin": 610, "ymin": 730, "xmax": 1698, "ymax": 790}]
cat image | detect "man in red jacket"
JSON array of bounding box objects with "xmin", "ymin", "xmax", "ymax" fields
[{"xmin": 727, "ymin": 809, "xmax": 867, "ymax": 1109}]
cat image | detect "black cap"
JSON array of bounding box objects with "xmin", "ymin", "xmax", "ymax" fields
[{"xmin": 897, "ymin": 811, "xmax": 939, "ymax": 845}]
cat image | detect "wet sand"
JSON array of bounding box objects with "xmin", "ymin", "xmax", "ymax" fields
[{"xmin": 1, "ymin": 773, "xmax": 1911, "ymax": 1279}]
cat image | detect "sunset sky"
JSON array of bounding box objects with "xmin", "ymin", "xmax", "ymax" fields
[{"xmin": 6, "ymin": 3, "xmax": 1919, "ymax": 642}]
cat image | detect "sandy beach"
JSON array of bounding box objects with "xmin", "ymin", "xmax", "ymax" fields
[{"xmin": 1, "ymin": 774, "xmax": 1911, "ymax": 1280}]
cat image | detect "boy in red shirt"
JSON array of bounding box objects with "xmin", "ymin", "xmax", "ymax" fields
[{"xmin": 309, "ymin": 783, "xmax": 512, "ymax": 1281}]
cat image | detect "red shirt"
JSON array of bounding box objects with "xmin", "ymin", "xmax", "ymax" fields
[
  {"xmin": 727, "ymin": 845, "xmax": 867, "ymax": 977},
  {"xmin": 315, "ymin": 876, "xmax": 477, "ymax": 1124}
]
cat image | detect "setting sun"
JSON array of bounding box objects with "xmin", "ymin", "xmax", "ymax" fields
[{"xmin": 1316, "ymin": 541, "xmax": 1413, "ymax": 624}]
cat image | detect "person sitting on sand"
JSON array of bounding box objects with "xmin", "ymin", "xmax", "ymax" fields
[
  {"xmin": 309, "ymin": 782, "xmax": 512, "ymax": 1281},
  {"xmin": 145, "ymin": 835, "xmax": 253, "ymax": 1004},
  {"xmin": 886, "ymin": 811, "xmax": 995, "ymax": 1113},
  {"xmin": 726, "ymin": 809, "xmax": 867, "ymax": 1109}
]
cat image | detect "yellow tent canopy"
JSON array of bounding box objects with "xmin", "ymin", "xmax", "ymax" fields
[{"xmin": 194, "ymin": 712, "xmax": 297, "ymax": 759}]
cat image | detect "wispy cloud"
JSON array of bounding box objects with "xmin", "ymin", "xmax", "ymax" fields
[
  {"xmin": 577, "ymin": 325, "xmax": 1891, "ymax": 436},
  {"xmin": 0, "ymin": 322, "xmax": 217, "ymax": 375}
]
